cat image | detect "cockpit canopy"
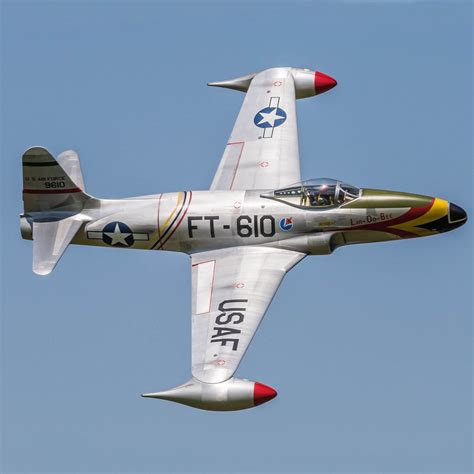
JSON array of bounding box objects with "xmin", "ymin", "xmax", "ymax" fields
[{"xmin": 261, "ymin": 178, "xmax": 361, "ymax": 209}]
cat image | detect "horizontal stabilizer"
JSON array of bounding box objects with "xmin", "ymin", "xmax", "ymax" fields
[{"xmin": 33, "ymin": 214, "xmax": 89, "ymax": 275}]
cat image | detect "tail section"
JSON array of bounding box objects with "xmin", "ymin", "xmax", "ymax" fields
[
  {"xmin": 56, "ymin": 149, "xmax": 86, "ymax": 192},
  {"xmin": 22, "ymin": 147, "xmax": 90, "ymax": 215},
  {"xmin": 21, "ymin": 147, "xmax": 92, "ymax": 275}
]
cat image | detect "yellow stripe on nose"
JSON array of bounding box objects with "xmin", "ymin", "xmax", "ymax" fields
[{"xmin": 390, "ymin": 198, "xmax": 449, "ymax": 236}]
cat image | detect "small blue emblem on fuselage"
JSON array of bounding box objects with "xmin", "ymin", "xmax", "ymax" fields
[{"xmin": 279, "ymin": 217, "xmax": 293, "ymax": 231}]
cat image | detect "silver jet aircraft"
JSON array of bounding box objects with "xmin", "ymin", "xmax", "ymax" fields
[{"xmin": 21, "ymin": 67, "xmax": 467, "ymax": 411}]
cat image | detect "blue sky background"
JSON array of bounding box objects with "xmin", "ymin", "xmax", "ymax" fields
[{"xmin": 1, "ymin": 1, "xmax": 472, "ymax": 473}]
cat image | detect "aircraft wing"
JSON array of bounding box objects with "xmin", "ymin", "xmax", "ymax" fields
[
  {"xmin": 191, "ymin": 246, "xmax": 305, "ymax": 384},
  {"xmin": 210, "ymin": 68, "xmax": 301, "ymax": 191}
]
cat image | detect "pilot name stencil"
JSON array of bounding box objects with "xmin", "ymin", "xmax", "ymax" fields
[{"xmin": 350, "ymin": 212, "xmax": 394, "ymax": 226}]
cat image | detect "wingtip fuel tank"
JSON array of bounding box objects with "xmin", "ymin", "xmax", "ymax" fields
[
  {"xmin": 291, "ymin": 68, "xmax": 337, "ymax": 98},
  {"xmin": 208, "ymin": 67, "xmax": 337, "ymax": 99},
  {"xmin": 142, "ymin": 377, "xmax": 277, "ymax": 411}
]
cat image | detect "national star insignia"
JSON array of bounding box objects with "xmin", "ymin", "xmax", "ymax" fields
[
  {"xmin": 86, "ymin": 221, "xmax": 149, "ymax": 247},
  {"xmin": 256, "ymin": 108, "xmax": 286, "ymax": 128},
  {"xmin": 104, "ymin": 223, "xmax": 132, "ymax": 246}
]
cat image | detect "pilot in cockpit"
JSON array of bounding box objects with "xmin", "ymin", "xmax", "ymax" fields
[
  {"xmin": 270, "ymin": 179, "xmax": 361, "ymax": 209},
  {"xmin": 301, "ymin": 186, "xmax": 332, "ymax": 207},
  {"xmin": 316, "ymin": 193, "xmax": 332, "ymax": 206}
]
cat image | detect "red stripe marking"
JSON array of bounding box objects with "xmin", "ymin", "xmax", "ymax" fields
[
  {"xmin": 208, "ymin": 259, "xmax": 216, "ymax": 313},
  {"xmin": 227, "ymin": 141, "xmax": 245, "ymax": 191},
  {"xmin": 23, "ymin": 188, "xmax": 82, "ymax": 194},
  {"xmin": 337, "ymin": 200, "xmax": 435, "ymax": 238},
  {"xmin": 192, "ymin": 259, "xmax": 216, "ymax": 267},
  {"xmin": 150, "ymin": 192, "xmax": 187, "ymax": 250},
  {"xmin": 158, "ymin": 191, "xmax": 193, "ymax": 249}
]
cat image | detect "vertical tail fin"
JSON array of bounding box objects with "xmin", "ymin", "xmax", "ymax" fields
[
  {"xmin": 21, "ymin": 147, "xmax": 92, "ymax": 275},
  {"xmin": 56, "ymin": 149, "xmax": 86, "ymax": 192},
  {"xmin": 22, "ymin": 146, "xmax": 91, "ymax": 215}
]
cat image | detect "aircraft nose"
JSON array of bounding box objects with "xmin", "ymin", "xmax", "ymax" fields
[
  {"xmin": 449, "ymin": 203, "xmax": 467, "ymax": 225},
  {"xmin": 416, "ymin": 200, "xmax": 467, "ymax": 233},
  {"xmin": 441, "ymin": 202, "xmax": 468, "ymax": 232}
]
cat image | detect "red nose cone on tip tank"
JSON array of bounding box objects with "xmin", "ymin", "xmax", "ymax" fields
[
  {"xmin": 253, "ymin": 382, "xmax": 277, "ymax": 406},
  {"xmin": 314, "ymin": 71, "xmax": 337, "ymax": 95}
]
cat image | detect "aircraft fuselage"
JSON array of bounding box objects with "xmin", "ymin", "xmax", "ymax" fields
[{"xmin": 21, "ymin": 187, "xmax": 465, "ymax": 256}]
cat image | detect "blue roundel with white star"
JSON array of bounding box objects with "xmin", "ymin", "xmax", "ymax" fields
[
  {"xmin": 102, "ymin": 221, "xmax": 135, "ymax": 247},
  {"xmin": 279, "ymin": 217, "xmax": 294, "ymax": 232},
  {"xmin": 254, "ymin": 107, "xmax": 287, "ymax": 129}
]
